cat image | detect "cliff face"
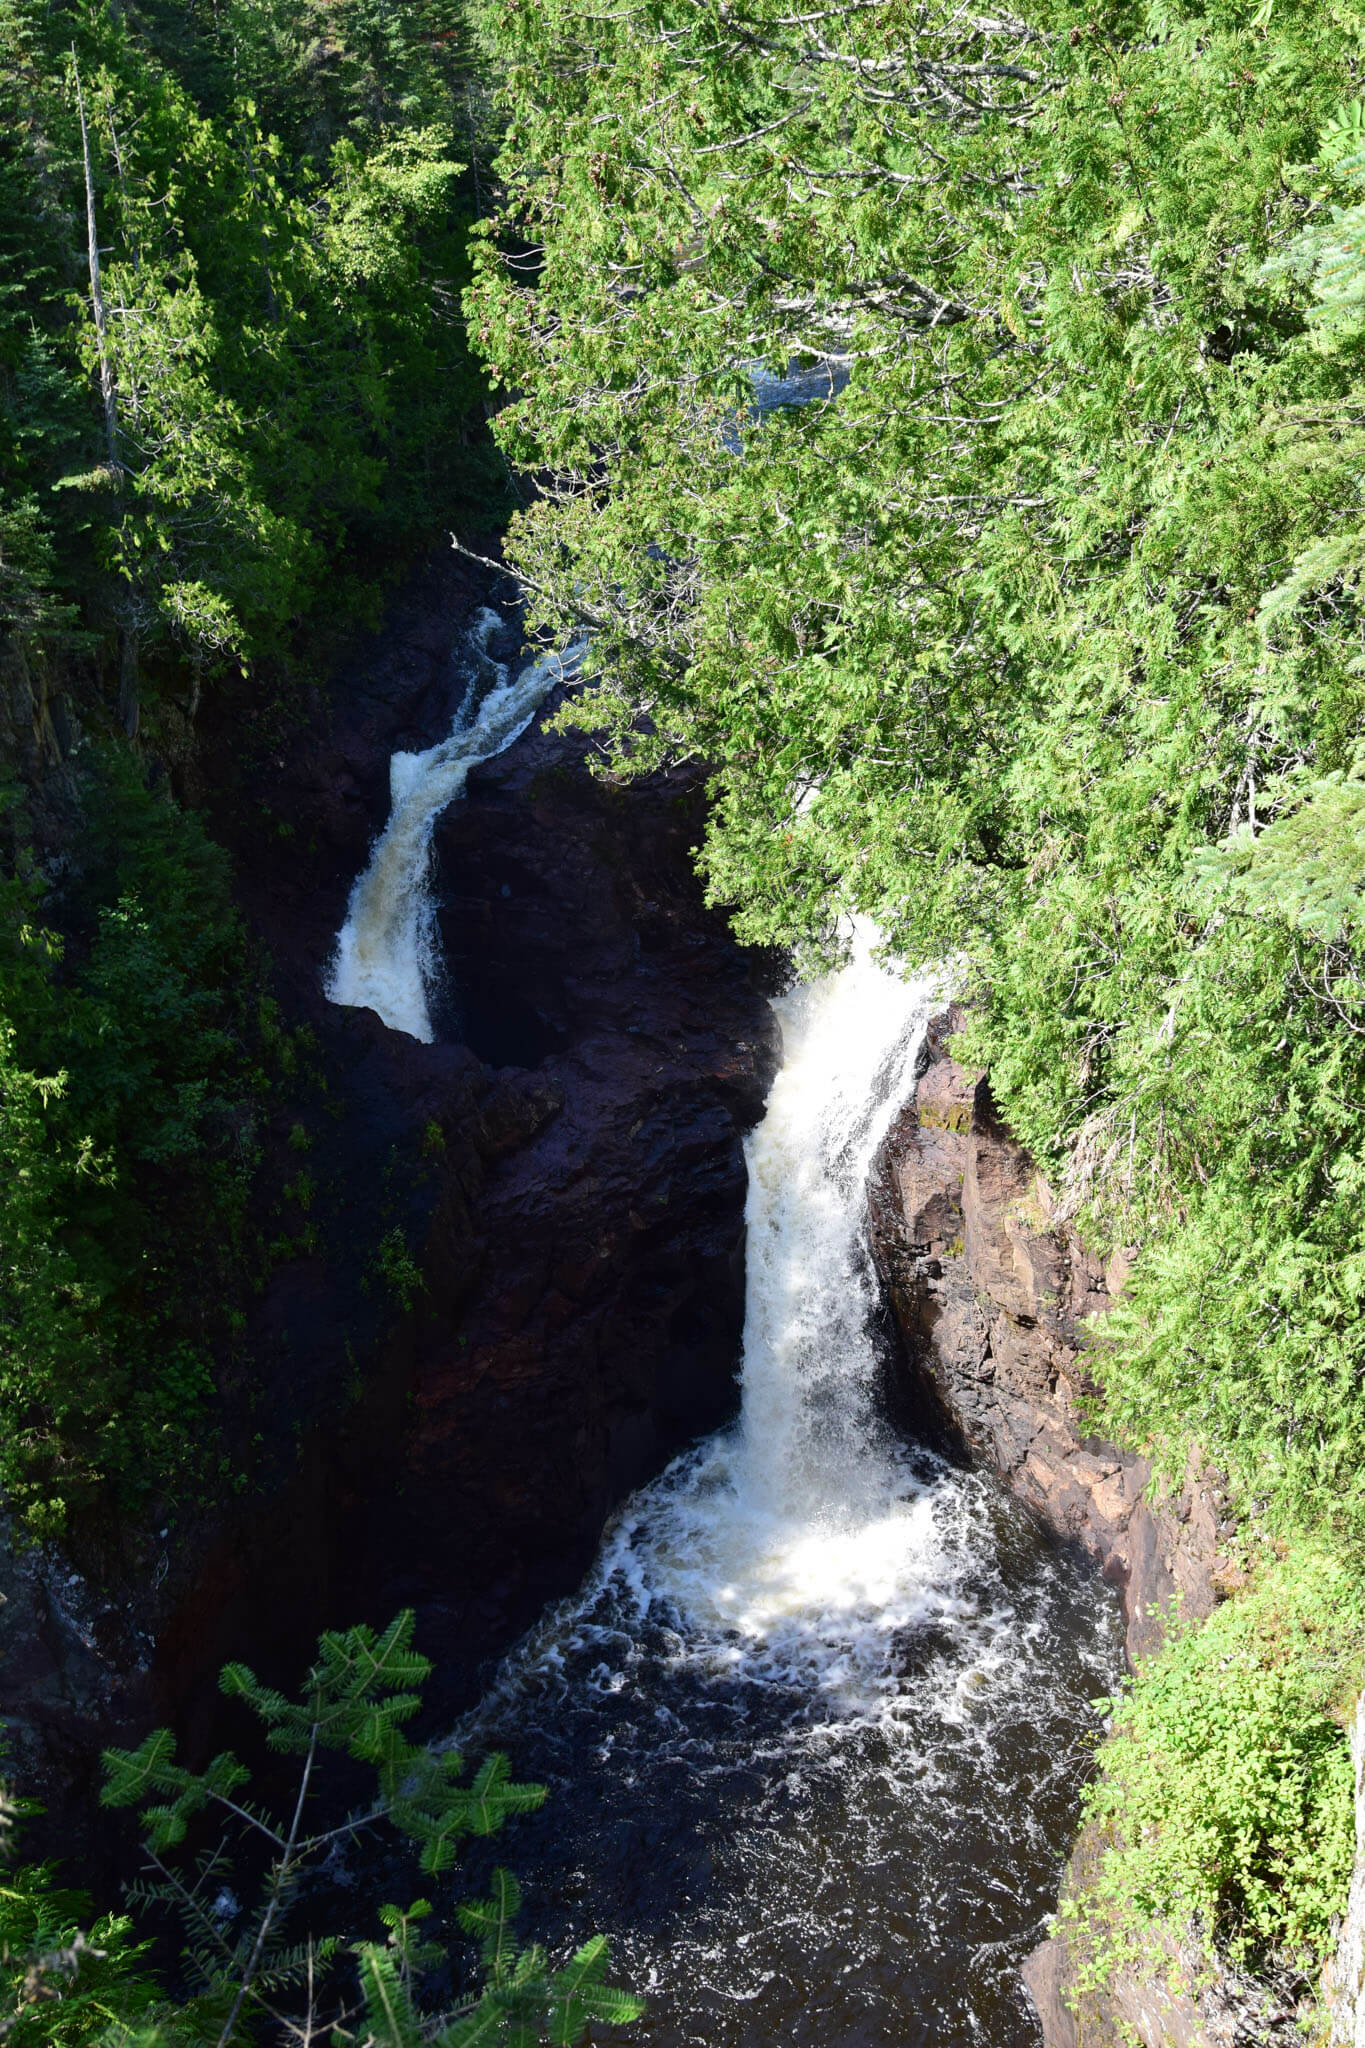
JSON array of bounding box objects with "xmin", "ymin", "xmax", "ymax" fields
[
  {"xmin": 1, "ymin": 555, "xmax": 779, "ymax": 1848},
  {"xmin": 865, "ymin": 1006, "xmax": 1250, "ymax": 2048},
  {"xmin": 165, "ymin": 561, "xmax": 782, "ymax": 1739},
  {"xmin": 1326, "ymin": 1701, "xmax": 1365, "ymax": 2048},
  {"xmin": 867, "ymin": 1006, "xmax": 1232, "ymax": 1669}
]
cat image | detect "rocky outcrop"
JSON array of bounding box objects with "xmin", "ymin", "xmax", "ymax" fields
[
  {"xmin": 176, "ymin": 559, "xmax": 779, "ymax": 1725},
  {"xmin": 1326, "ymin": 1698, "xmax": 1365, "ymax": 2047},
  {"xmin": 0, "ymin": 631, "xmax": 75, "ymax": 789},
  {"xmin": 868, "ymin": 1006, "xmax": 1233, "ymax": 1668},
  {"xmin": 0, "ymin": 1512, "xmax": 153, "ymax": 1846},
  {"xmin": 1019, "ymin": 1845, "xmax": 1308, "ymax": 2048},
  {"xmin": 867, "ymin": 1006, "xmax": 1248, "ymax": 2048}
]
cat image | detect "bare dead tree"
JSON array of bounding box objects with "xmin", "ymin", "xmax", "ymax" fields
[{"xmin": 73, "ymin": 50, "xmax": 140, "ymax": 736}]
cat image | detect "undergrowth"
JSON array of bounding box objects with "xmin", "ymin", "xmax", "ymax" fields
[
  {"xmin": 1061, "ymin": 1545, "xmax": 1363, "ymax": 2007},
  {"xmin": 0, "ymin": 749, "xmax": 274, "ymax": 1536}
]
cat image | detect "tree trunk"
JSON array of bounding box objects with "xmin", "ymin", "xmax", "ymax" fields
[
  {"xmin": 74, "ymin": 54, "xmax": 120, "ymax": 477},
  {"xmin": 76, "ymin": 54, "xmax": 140, "ymax": 740},
  {"xmin": 117, "ymin": 624, "xmax": 139, "ymax": 740}
]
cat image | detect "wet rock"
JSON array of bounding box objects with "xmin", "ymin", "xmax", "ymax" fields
[
  {"xmin": 866, "ymin": 1007, "xmax": 1261, "ymax": 2048},
  {"xmin": 156, "ymin": 549, "xmax": 781, "ymax": 1740},
  {"xmin": 0, "ymin": 1510, "xmax": 152, "ymax": 1859},
  {"xmin": 1325, "ymin": 1696, "xmax": 1365, "ymax": 2046}
]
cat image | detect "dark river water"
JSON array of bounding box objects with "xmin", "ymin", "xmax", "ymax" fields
[{"xmin": 448, "ymin": 939, "xmax": 1124, "ymax": 2047}]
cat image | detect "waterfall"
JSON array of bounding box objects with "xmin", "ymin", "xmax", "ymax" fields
[
  {"xmin": 594, "ymin": 926, "xmax": 953, "ymax": 1677},
  {"xmin": 329, "ymin": 366, "xmax": 824, "ymax": 1040},
  {"xmin": 325, "ymin": 613, "xmax": 582, "ymax": 1040},
  {"xmin": 457, "ymin": 933, "xmax": 1123, "ymax": 2045}
]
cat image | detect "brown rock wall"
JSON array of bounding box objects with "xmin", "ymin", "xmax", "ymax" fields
[
  {"xmin": 869, "ymin": 1006, "xmax": 1231, "ymax": 1668},
  {"xmin": 867, "ymin": 1007, "xmax": 1250, "ymax": 2048}
]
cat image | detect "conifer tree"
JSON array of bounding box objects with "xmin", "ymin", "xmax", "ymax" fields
[{"xmin": 466, "ymin": 0, "xmax": 1365, "ymax": 1548}]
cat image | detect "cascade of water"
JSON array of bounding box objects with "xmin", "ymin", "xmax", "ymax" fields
[
  {"xmin": 331, "ymin": 362, "xmax": 828, "ymax": 1039},
  {"xmin": 455, "ymin": 935, "xmax": 1122, "ymax": 2045},
  {"xmin": 325, "ymin": 613, "xmax": 582, "ymax": 1040},
  {"xmin": 594, "ymin": 927, "xmax": 952, "ymax": 1675}
]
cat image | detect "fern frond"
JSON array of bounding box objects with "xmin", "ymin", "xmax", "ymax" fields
[
  {"xmin": 219, "ymin": 1663, "xmax": 291, "ymax": 1723},
  {"xmin": 101, "ymin": 1734, "xmax": 252, "ymax": 1850},
  {"xmin": 466, "ymin": 1755, "xmax": 548, "ymax": 1834},
  {"xmin": 251, "ymin": 1934, "xmax": 343, "ymax": 1992}
]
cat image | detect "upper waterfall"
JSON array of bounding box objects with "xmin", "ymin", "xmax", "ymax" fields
[{"xmin": 325, "ymin": 611, "xmax": 583, "ymax": 1040}]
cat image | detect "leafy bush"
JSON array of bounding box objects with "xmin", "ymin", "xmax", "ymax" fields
[
  {"xmin": 1063, "ymin": 1549, "xmax": 1364, "ymax": 1983},
  {"xmin": 0, "ymin": 1847, "xmax": 171, "ymax": 2047},
  {"xmin": 0, "ymin": 754, "xmax": 264, "ymax": 1531}
]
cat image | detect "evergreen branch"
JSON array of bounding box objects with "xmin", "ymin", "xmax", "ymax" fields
[
  {"xmin": 449, "ymin": 538, "xmax": 690, "ymax": 674},
  {"xmin": 214, "ymin": 1723, "xmax": 319, "ymax": 2048}
]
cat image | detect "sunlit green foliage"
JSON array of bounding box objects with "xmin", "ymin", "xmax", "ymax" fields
[
  {"xmin": 1063, "ymin": 1547, "xmax": 1363, "ymax": 1979},
  {"xmin": 0, "ymin": 1848, "xmax": 171, "ymax": 2046},
  {"xmin": 468, "ymin": 0, "xmax": 1365, "ymax": 1552},
  {"xmin": 0, "ymin": 0, "xmax": 500, "ymax": 702}
]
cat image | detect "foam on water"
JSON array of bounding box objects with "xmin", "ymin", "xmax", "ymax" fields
[
  {"xmin": 454, "ymin": 932, "xmax": 1124, "ymax": 2044},
  {"xmin": 325, "ymin": 612, "xmax": 583, "ymax": 1040}
]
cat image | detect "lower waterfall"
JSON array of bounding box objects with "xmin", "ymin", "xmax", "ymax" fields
[{"xmin": 454, "ymin": 931, "xmax": 1123, "ymax": 2047}]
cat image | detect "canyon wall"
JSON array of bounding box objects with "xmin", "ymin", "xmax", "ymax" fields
[
  {"xmin": 866, "ymin": 1004, "xmax": 1253, "ymax": 2047},
  {"xmin": 170, "ymin": 565, "xmax": 781, "ymax": 1740},
  {"xmin": 0, "ymin": 558, "xmax": 779, "ymax": 1854},
  {"xmin": 867, "ymin": 1004, "xmax": 1234, "ymax": 1668}
]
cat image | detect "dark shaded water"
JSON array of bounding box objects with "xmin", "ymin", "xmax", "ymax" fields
[
  {"xmin": 456, "ymin": 1456, "xmax": 1119, "ymax": 2047},
  {"xmin": 449, "ymin": 941, "xmax": 1123, "ymax": 2046}
]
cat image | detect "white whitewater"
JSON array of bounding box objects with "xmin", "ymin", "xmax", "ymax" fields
[
  {"xmin": 457, "ymin": 933, "xmax": 1122, "ymax": 2046},
  {"xmin": 468, "ymin": 928, "xmax": 1023, "ymax": 1718},
  {"xmin": 594, "ymin": 928, "xmax": 951, "ymax": 1681},
  {"xmin": 325, "ymin": 612, "xmax": 582, "ymax": 1040}
]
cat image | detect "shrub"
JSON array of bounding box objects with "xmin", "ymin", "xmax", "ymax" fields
[
  {"xmin": 1064, "ymin": 1546, "xmax": 1364, "ymax": 1987},
  {"xmin": 1, "ymin": 1615, "xmax": 643, "ymax": 2046},
  {"xmin": 0, "ymin": 751, "xmax": 261, "ymax": 1531},
  {"xmin": 0, "ymin": 1794, "xmax": 173, "ymax": 2046}
]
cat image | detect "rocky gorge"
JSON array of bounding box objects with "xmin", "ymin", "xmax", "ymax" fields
[
  {"xmin": 4, "ymin": 552, "xmax": 1363, "ymax": 2047},
  {"xmin": 867, "ymin": 1005, "xmax": 1234, "ymax": 1673},
  {"xmin": 0, "ymin": 554, "xmax": 778, "ymax": 1853}
]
